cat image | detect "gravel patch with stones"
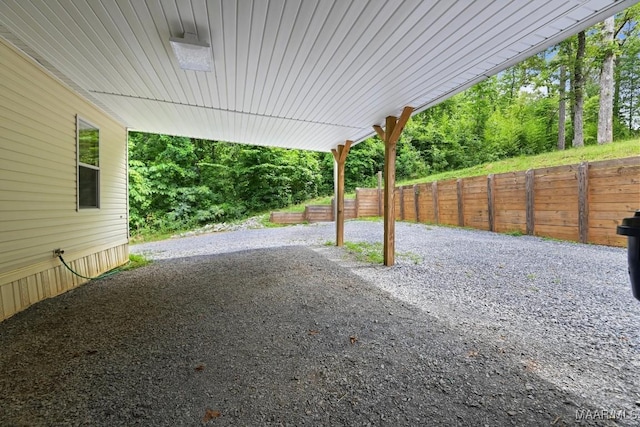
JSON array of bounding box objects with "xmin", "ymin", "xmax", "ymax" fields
[{"xmin": 0, "ymin": 220, "xmax": 638, "ymax": 426}]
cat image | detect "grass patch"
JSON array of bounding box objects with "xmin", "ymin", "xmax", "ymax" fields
[
  {"xmin": 357, "ymin": 216, "xmax": 383, "ymax": 222},
  {"xmin": 399, "ymin": 251, "xmax": 422, "ymax": 265},
  {"xmin": 344, "ymin": 241, "xmax": 384, "ymax": 264},
  {"xmin": 130, "ymin": 230, "xmax": 183, "ymax": 245},
  {"xmin": 343, "ymin": 241, "xmax": 422, "ymax": 265},
  {"xmin": 99, "ymin": 254, "xmax": 151, "ymax": 276},
  {"xmin": 505, "ymin": 230, "xmax": 524, "ymax": 237},
  {"xmin": 540, "ymin": 235, "xmax": 566, "ymax": 243},
  {"xmin": 118, "ymin": 253, "xmax": 152, "ymax": 271},
  {"xmin": 257, "ymin": 213, "xmax": 289, "ymax": 228},
  {"xmin": 400, "ymin": 138, "xmax": 640, "ymax": 185}
]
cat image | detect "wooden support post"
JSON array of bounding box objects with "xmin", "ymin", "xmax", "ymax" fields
[
  {"xmin": 487, "ymin": 174, "xmax": 496, "ymax": 232},
  {"xmin": 525, "ymin": 169, "xmax": 535, "ymax": 235},
  {"xmin": 375, "ymin": 106, "xmax": 413, "ymax": 266},
  {"xmin": 414, "ymin": 184, "xmax": 420, "ymax": 223},
  {"xmin": 331, "ymin": 140, "xmax": 352, "ymax": 247},
  {"xmin": 377, "ymin": 171, "xmax": 383, "ymax": 216},
  {"xmin": 432, "ymin": 181, "xmax": 439, "ymax": 224},
  {"xmin": 578, "ymin": 162, "xmax": 589, "ymax": 243},
  {"xmin": 457, "ymin": 179, "xmax": 464, "ymax": 227},
  {"xmin": 383, "ymin": 116, "xmax": 397, "ymax": 265}
]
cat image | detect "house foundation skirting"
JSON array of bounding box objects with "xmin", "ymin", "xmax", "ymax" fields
[{"xmin": 0, "ymin": 243, "xmax": 128, "ymax": 322}]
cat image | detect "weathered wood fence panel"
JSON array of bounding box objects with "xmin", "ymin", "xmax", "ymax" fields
[
  {"xmin": 588, "ymin": 157, "xmax": 640, "ymax": 246},
  {"xmin": 402, "ymin": 186, "xmax": 416, "ymax": 221},
  {"xmin": 305, "ymin": 205, "xmax": 333, "ymax": 223},
  {"xmin": 269, "ymin": 157, "xmax": 639, "ymax": 247},
  {"xmin": 462, "ymin": 175, "xmax": 490, "ymax": 230},
  {"xmin": 416, "ymin": 183, "xmax": 435, "ymax": 223},
  {"xmin": 344, "ymin": 199, "xmax": 358, "ymax": 220},
  {"xmin": 493, "ymin": 171, "xmax": 527, "ymax": 234},
  {"xmin": 437, "ymin": 180, "xmax": 459, "ymax": 226},
  {"xmin": 269, "ymin": 212, "xmax": 306, "ymax": 224},
  {"xmin": 394, "ymin": 188, "xmax": 402, "ymax": 220},
  {"xmin": 533, "ymin": 165, "xmax": 580, "ymax": 242},
  {"xmin": 355, "ymin": 188, "xmax": 379, "ymax": 217}
]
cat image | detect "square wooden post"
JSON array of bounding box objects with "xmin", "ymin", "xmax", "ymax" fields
[
  {"xmin": 374, "ymin": 106, "xmax": 413, "ymax": 266},
  {"xmin": 457, "ymin": 179, "xmax": 464, "ymax": 227},
  {"xmin": 414, "ymin": 184, "xmax": 420, "ymax": 222},
  {"xmin": 331, "ymin": 141, "xmax": 352, "ymax": 247},
  {"xmin": 525, "ymin": 169, "xmax": 535, "ymax": 235},
  {"xmin": 383, "ymin": 116, "xmax": 397, "ymax": 265},
  {"xmin": 487, "ymin": 174, "xmax": 496, "ymax": 232},
  {"xmin": 578, "ymin": 162, "xmax": 589, "ymax": 243}
]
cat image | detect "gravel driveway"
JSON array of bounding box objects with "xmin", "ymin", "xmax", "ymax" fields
[{"xmin": 0, "ymin": 221, "xmax": 638, "ymax": 426}]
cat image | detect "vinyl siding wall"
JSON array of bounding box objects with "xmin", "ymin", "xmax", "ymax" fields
[{"xmin": 0, "ymin": 38, "xmax": 129, "ymax": 321}]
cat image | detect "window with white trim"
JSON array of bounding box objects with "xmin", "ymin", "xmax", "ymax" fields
[{"xmin": 77, "ymin": 117, "xmax": 100, "ymax": 209}]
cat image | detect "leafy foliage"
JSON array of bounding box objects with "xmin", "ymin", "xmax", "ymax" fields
[{"xmin": 128, "ymin": 134, "xmax": 325, "ymax": 235}]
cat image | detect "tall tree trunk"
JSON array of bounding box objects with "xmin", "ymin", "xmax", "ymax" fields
[
  {"xmin": 630, "ymin": 71, "xmax": 637, "ymax": 132},
  {"xmin": 558, "ymin": 65, "xmax": 567, "ymax": 150},
  {"xmin": 572, "ymin": 31, "xmax": 586, "ymax": 147},
  {"xmin": 598, "ymin": 17, "xmax": 615, "ymax": 144},
  {"xmin": 614, "ymin": 56, "xmax": 621, "ymax": 121},
  {"xmin": 509, "ymin": 68, "xmax": 516, "ymax": 101}
]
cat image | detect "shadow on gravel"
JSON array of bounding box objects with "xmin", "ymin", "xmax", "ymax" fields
[{"xmin": 0, "ymin": 246, "xmax": 614, "ymax": 426}]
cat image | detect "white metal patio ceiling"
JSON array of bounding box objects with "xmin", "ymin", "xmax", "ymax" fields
[{"xmin": 0, "ymin": 0, "xmax": 636, "ymax": 152}]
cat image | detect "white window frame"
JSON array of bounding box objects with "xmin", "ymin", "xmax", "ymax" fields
[{"xmin": 76, "ymin": 116, "xmax": 100, "ymax": 210}]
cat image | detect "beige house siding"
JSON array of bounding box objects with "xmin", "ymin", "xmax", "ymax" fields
[{"xmin": 0, "ymin": 38, "xmax": 129, "ymax": 321}]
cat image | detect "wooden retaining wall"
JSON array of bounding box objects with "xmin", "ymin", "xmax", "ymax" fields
[
  {"xmin": 588, "ymin": 157, "xmax": 639, "ymax": 246},
  {"xmin": 533, "ymin": 164, "xmax": 580, "ymax": 242},
  {"xmin": 305, "ymin": 205, "xmax": 334, "ymax": 223},
  {"xmin": 463, "ymin": 176, "xmax": 490, "ymax": 230},
  {"xmin": 356, "ymin": 188, "xmax": 380, "ymax": 217},
  {"xmin": 437, "ymin": 179, "xmax": 459, "ymax": 226},
  {"xmin": 269, "ymin": 212, "xmax": 306, "ymax": 224},
  {"xmin": 270, "ymin": 199, "xmax": 358, "ymax": 224},
  {"xmin": 270, "ymin": 157, "xmax": 639, "ymax": 247},
  {"xmin": 493, "ymin": 171, "xmax": 527, "ymax": 234}
]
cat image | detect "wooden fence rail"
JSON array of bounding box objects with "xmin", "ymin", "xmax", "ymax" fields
[{"xmin": 270, "ymin": 157, "xmax": 640, "ymax": 247}]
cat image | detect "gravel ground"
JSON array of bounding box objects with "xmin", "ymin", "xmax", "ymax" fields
[{"xmin": 0, "ymin": 221, "xmax": 638, "ymax": 426}]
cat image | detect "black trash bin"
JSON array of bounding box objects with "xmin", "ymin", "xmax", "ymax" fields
[{"xmin": 617, "ymin": 210, "xmax": 640, "ymax": 301}]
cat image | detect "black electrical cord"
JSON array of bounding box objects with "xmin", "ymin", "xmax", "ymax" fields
[{"xmin": 58, "ymin": 255, "xmax": 125, "ymax": 280}]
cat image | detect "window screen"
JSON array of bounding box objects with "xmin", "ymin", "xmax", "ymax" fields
[{"xmin": 77, "ymin": 117, "xmax": 100, "ymax": 209}]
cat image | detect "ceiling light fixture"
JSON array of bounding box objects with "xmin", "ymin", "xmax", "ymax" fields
[{"xmin": 169, "ymin": 32, "xmax": 212, "ymax": 72}]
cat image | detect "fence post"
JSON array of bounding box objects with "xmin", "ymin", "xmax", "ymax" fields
[
  {"xmin": 399, "ymin": 186, "xmax": 405, "ymax": 220},
  {"xmin": 578, "ymin": 162, "xmax": 589, "ymax": 243},
  {"xmin": 487, "ymin": 174, "xmax": 495, "ymax": 232},
  {"xmin": 457, "ymin": 179, "xmax": 464, "ymax": 227},
  {"xmin": 414, "ymin": 184, "xmax": 420, "ymax": 222},
  {"xmin": 432, "ymin": 181, "xmax": 439, "ymax": 224},
  {"xmin": 525, "ymin": 169, "xmax": 535, "ymax": 235}
]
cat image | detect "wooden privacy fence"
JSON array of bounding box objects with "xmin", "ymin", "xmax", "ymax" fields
[
  {"xmin": 270, "ymin": 199, "xmax": 357, "ymax": 224},
  {"xmin": 270, "ymin": 157, "xmax": 639, "ymax": 247}
]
